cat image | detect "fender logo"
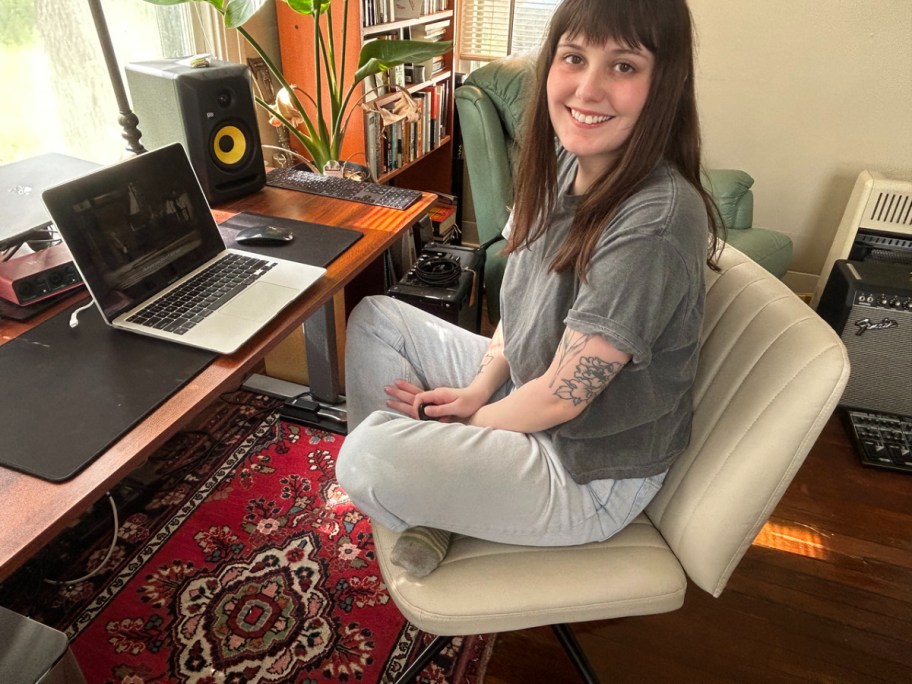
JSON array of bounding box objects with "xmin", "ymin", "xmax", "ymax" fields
[{"xmin": 854, "ymin": 317, "xmax": 899, "ymax": 336}]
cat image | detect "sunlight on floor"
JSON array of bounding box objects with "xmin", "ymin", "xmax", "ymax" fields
[{"xmin": 752, "ymin": 521, "xmax": 830, "ymax": 560}]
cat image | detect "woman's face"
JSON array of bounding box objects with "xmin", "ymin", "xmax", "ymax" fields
[{"xmin": 547, "ymin": 33, "xmax": 655, "ymax": 191}]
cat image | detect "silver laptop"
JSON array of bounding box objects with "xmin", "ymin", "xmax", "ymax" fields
[
  {"xmin": 42, "ymin": 143, "xmax": 325, "ymax": 354},
  {"xmin": 0, "ymin": 153, "xmax": 100, "ymax": 249}
]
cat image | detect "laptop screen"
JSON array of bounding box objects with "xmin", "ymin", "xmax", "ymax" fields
[{"xmin": 43, "ymin": 144, "xmax": 224, "ymax": 322}]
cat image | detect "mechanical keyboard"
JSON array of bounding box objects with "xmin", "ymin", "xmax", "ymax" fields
[
  {"xmin": 844, "ymin": 409, "xmax": 912, "ymax": 473},
  {"xmin": 266, "ymin": 166, "xmax": 422, "ymax": 210}
]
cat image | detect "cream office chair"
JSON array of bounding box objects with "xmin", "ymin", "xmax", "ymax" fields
[{"xmin": 371, "ymin": 246, "xmax": 851, "ymax": 683}]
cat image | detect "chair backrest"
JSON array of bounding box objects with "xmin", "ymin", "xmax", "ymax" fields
[
  {"xmin": 454, "ymin": 56, "xmax": 535, "ymax": 247},
  {"xmin": 646, "ymin": 246, "xmax": 850, "ymax": 597},
  {"xmin": 455, "ymin": 58, "xmax": 756, "ymax": 247},
  {"xmin": 701, "ymin": 169, "xmax": 755, "ymax": 231}
]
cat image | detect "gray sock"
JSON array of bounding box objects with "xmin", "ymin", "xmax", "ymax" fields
[{"xmin": 389, "ymin": 526, "xmax": 452, "ymax": 578}]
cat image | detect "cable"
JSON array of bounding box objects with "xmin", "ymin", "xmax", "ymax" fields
[
  {"xmin": 40, "ymin": 392, "xmax": 276, "ymax": 587},
  {"xmin": 69, "ymin": 301, "xmax": 96, "ymax": 328},
  {"xmin": 413, "ymin": 256, "xmax": 461, "ymax": 287},
  {"xmin": 44, "ymin": 493, "xmax": 119, "ymax": 586}
]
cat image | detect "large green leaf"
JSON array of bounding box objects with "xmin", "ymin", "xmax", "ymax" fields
[
  {"xmin": 141, "ymin": 0, "xmax": 270, "ymax": 28},
  {"xmin": 142, "ymin": 0, "xmax": 207, "ymax": 5},
  {"xmin": 286, "ymin": 0, "xmax": 333, "ymax": 15},
  {"xmin": 142, "ymin": 0, "xmax": 223, "ymax": 10},
  {"xmin": 223, "ymin": 0, "xmax": 270, "ymax": 27},
  {"xmin": 354, "ymin": 39, "xmax": 452, "ymax": 83}
]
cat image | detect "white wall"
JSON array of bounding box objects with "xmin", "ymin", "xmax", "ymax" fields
[{"xmin": 690, "ymin": 0, "xmax": 912, "ymax": 276}]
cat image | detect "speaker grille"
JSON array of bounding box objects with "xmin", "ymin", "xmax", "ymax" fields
[{"xmin": 839, "ymin": 304, "xmax": 912, "ymax": 415}]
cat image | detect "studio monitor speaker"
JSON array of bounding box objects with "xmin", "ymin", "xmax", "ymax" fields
[
  {"xmin": 125, "ymin": 58, "xmax": 266, "ymax": 204},
  {"xmin": 817, "ymin": 259, "xmax": 912, "ymax": 416}
]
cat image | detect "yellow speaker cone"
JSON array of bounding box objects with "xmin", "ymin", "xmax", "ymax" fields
[{"xmin": 212, "ymin": 125, "xmax": 247, "ymax": 166}]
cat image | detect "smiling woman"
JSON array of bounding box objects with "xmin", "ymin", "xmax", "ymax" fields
[
  {"xmin": 0, "ymin": 0, "xmax": 192, "ymax": 164},
  {"xmin": 546, "ymin": 36, "xmax": 654, "ymax": 193}
]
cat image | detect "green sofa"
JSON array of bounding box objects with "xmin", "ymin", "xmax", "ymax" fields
[{"xmin": 454, "ymin": 57, "xmax": 793, "ymax": 323}]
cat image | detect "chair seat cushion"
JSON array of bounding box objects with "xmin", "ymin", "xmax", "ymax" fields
[{"xmin": 372, "ymin": 516, "xmax": 687, "ymax": 636}]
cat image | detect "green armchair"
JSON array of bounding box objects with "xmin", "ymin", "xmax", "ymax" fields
[
  {"xmin": 700, "ymin": 169, "xmax": 794, "ymax": 278},
  {"xmin": 455, "ymin": 57, "xmax": 793, "ymax": 324}
]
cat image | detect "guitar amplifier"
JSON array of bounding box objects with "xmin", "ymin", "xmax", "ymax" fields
[
  {"xmin": 387, "ymin": 243, "xmax": 485, "ymax": 333},
  {"xmin": 817, "ymin": 259, "xmax": 912, "ymax": 416}
]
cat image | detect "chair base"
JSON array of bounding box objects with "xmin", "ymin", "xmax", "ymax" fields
[
  {"xmin": 392, "ymin": 634, "xmax": 451, "ymax": 684},
  {"xmin": 552, "ymin": 623, "xmax": 601, "ymax": 684},
  {"xmin": 390, "ymin": 625, "xmax": 601, "ymax": 684}
]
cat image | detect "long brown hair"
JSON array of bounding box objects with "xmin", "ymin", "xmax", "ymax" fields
[{"xmin": 507, "ymin": 0, "xmax": 722, "ymax": 277}]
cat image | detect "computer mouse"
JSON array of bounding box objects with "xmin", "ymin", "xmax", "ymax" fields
[{"xmin": 235, "ymin": 224, "xmax": 295, "ymax": 245}]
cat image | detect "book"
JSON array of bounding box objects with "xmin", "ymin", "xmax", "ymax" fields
[
  {"xmin": 364, "ymin": 109, "xmax": 383, "ymax": 180},
  {"xmin": 410, "ymin": 20, "xmax": 449, "ymax": 40},
  {"xmin": 394, "ymin": 0, "xmax": 422, "ymax": 19},
  {"xmin": 426, "ymin": 85, "xmax": 440, "ymax": 148},
  {"xmin": 429, "ymin": 202, "xmax": 456, "ymax": 238}
]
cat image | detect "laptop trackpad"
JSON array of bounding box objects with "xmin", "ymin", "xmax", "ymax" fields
[{"xmin": 219, "ymin": 281, "xmax": 297, "ymax": 321}]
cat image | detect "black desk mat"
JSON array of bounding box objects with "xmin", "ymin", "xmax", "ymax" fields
[
  {"xmin": 0, "ymin": 215, "xmax": 362, "ymax": 482},
  {"xmin": 218, "ymin": 212, "xmax": 363, "ymax": 265},
  {"xmin": 0, "ymin": 304, "xmax": 215, "ymax": 482}
]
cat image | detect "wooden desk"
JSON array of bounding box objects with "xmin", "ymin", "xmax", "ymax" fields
[{"xmin": 0, "ymin": 185, "xmax": 434, "ymax": 582}]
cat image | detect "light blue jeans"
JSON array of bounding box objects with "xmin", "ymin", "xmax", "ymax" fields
[{"xmin": 335, "ymin": 295, "xmax": 665, "ymax": 546}]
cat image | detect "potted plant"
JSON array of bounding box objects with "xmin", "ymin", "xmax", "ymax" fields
[{"xmin": 143, "ymin": 0, "xmax": 451, "ymax": 174}]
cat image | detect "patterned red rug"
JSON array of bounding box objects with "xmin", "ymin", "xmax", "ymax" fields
[{"xmin": 0, "ymin": 391, "xmax": 493, "ymax": 683}]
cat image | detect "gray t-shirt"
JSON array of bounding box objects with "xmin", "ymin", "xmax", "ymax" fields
[{"xmin": 500, "ymin": 151, "xmax": 707, "ymax": 482}]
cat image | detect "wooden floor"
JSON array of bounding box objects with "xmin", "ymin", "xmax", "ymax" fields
[{"xmin": 481, "ymin": 414, "xmax": 912, "ymax": 683}]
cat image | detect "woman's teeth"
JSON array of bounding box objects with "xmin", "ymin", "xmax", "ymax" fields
[{"xmin": 570, "ymin": 109, "xmax": 612, "ymax": 124}]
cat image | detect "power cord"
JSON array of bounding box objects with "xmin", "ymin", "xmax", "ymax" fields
[
  {"xmin": 44, "ymin": 493, "xmax": 119, "ymax": 586},
  {"xmin": 40, "ymin": 393, "xmax": 274, "ymax": 586},
  {"xmin": 69, "ymin": 301, "xmax": 95, "ymax": 328},
  {"xmin": 413, "ymin": 256, "xmax": 461, "ymax": 287}
]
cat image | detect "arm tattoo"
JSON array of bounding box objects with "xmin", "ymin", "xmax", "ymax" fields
[
  {"xmin": 476, "ymin": 333, "xmax": 504, "ymax": 376},
  {"xmin": 477, "ymin": 352, "xmax": 494, "ymax": 375},
  {"xmin": 551, "ymin": 329, "xmax": 590, "ymax": 387},
  {"xmin": 553, "ymin": 356, "xmax": 624, "ymax": 406},
  {"xmin": 550, "ymin": 330, "xmax": 623, "ymax": 406}
]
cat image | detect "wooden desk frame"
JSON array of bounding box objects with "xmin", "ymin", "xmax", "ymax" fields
[{"xmin": 0, "ymin": 186, "xmax": 433, "ymax": 582}]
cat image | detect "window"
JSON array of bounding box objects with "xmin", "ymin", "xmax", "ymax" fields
[
  {"xmin": 457, "ymin": 0, "xmax": 560, "ymax": 68},
  {"xmin": 0, "ymin": 1, "xmax": 227, "ymax": 166}
]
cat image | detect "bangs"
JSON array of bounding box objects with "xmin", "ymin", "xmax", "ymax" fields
[{"xmin": 556, "ymin": 0, "xmax": 658, "ymax": 54}]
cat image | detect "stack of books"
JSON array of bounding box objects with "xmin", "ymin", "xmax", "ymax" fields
[
  {"xmin": 429, "ymin": 196, "xmax": 457, "ymax": 242},
  {"xmin": 363, "ymin": 80, "xmax": 450, "ymax": 180}
]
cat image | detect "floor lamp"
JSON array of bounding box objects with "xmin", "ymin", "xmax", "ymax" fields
[{"xmin": 87, "ymin": 0, "xmax": 147, "ymax": 156}]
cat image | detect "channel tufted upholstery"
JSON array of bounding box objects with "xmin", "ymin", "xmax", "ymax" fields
[{"xmin": 371, "ymin": 246, "xmax": 850, "ymax": 681}]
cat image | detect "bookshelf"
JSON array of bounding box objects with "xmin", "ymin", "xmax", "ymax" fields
[{"xmin": 275, "ymin": 1, "xmax": 458, "ymax": 196}]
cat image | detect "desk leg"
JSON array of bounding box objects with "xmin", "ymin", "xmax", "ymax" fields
[{"xmin": 304, "ymin": 300, "xmax": 343, "ymax": 405}]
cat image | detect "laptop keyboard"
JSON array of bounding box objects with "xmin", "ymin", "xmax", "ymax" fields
[{"xmin": 126, "ymin": 253, "xmax": 276, "ymax": 335}]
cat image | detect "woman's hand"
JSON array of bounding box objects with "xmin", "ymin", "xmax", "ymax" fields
[
  {"xmin": 413, "ymin": 386, "xmax": 488, "ymax": 421},
  {"xmin": 383, "ymin": 380, "xmax": 487, "ymax": 422},
  {"xmin": 384, "ymin": 379, "xmax": 426, "ymax": 419}
]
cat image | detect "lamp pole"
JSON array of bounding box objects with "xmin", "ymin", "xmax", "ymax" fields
[{"xmin": 86, "ymin": 0, "xmax": 147, "ymax": 156}]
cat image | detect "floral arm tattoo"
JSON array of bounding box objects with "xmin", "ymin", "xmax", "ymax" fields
[
  {"xmin": 550, "ymin": 329, "xmax": 624, "ymax": 406},
  {"xmin": 477, "ymin": 327, "xmax": 504, "ymax": 376}
]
